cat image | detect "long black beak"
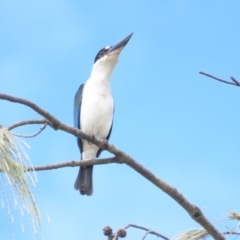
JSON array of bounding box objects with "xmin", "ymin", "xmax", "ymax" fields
[{"xmin": 107, "ymin": 33, "xmax": 133, "ymax": 55}]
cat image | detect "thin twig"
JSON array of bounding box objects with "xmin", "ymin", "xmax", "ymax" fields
[
  {"xmin": 0, "ymin": 157, "xmax": 118, "ymax": 172},
  {"xmin": 26, "ymin": 157, "xmax": 118, "ymax": 172},
  {"xmin": 0, "ymin": 93, "xmax": 226, "ymax": 240},
  {"xmin": 0, "ymin": 94, "xmax": 61, "ymax": 129},
  {"xmin": 199, "ymin": 71, "xmax": 240, "ymax": 87},
  {"xmin": 223, "ymin": 231, "xmax": 240, "ymax": 236},
  {"xmin": 142, "ymin": 231, "xmax": 151, "ymax": 240},
  {"xmin": 12, "ymin": 123, "xmax": 47, "ymax": 138},
  {"xmin": 7, "ymin": 119, "xmax": 49, "ymax": 130},
  {"xmin": 230, "ymin": 76, "xmax": 240, "ymax": 85},
  {"xmin": 142, "ymin": 230, "xmax": 164, "ymax": 240},
  {"xmin": 124, "ymin": 224, "xmax": 169, "ymax": 240}
]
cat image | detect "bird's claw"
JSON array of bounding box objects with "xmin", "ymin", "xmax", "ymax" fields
[
  {"xmin": 87, "ymin": 135, "xmax": 108, "ymax": 150},
  {"xmin": 88, "ymin": 134, "xmax": 95, "ymax": 145},
  {"xmin": 102, "ymin": 139, "xmax": 108, "ymax": 150}
]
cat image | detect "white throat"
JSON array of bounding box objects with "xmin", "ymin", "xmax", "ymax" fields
[{"xmin": 89, "ymin": 56, "xmax": 118, "ymax": 87}]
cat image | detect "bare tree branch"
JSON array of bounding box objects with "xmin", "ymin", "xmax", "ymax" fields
[
  {"xmin": 199, "ymin": 71, "xmax": 240, "ymax": 87},
  {"xmin": 12, "ymin": 123, "xmax": 48, "ymax": 138},
  {"xmin": 142, "ymin": 231, "xmax": 151, "ymax": 240},
  {"xmin": 106, "ymin": 224, "xmax": 240, "ymax": 240},
  {"xmin": 0, "ymin": 93, "xmax": 225, "ymax": 240},
  {"xmin": 223, "ymin": 231, "xmax": 240, "ymax": 236},
  {"xmin": 26, "ymin": 157, "xmax": 118, "ymax": 171},
  {"xmin": 0, "ymin": 94, "xmax": 61, "ymax": 129},
  {"xmin": 7, "ymin": 119, "xmax": 49, "ymax": 130},
  {"xmin": 124, "ymin": 224, "xmax": 169, "ymax": 240}
]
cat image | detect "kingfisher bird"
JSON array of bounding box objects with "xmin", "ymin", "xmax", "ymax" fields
[{"xmin": 73, "ymin": 33, "xmax": 133, "ymax": 196}]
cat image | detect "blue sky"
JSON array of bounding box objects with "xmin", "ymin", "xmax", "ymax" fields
[{"xmin": 1, "ymin": 1, "xmax": 240, "ymax": 239}]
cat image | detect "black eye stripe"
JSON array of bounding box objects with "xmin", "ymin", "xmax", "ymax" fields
[{"xmin": 94, "ymin": 47, "xmax": 111, "ymax": 63}]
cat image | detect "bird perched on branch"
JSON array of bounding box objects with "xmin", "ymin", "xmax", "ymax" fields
[{"xmin": 73, "ymin": 33, "xmax": 133, "ymax": 196}]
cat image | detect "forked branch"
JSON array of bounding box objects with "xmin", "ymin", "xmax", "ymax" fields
[
  {"xmin": 199, "ymin": 71, "xmax": 240, "ymax": 87},
  {"xmin": 7, "ymin": 119, "xmax": 49, "ymax": 130},
  {"xmin": 0, "ymin": 93, "xmax": 225, "ymax": 240},
  {"xmin": 11, "ymin": 123, "xmax": 48, "ymax": 138},
  {"xmin": 103, "ymin": 224, "xmax": 169, "ymax": 240}
]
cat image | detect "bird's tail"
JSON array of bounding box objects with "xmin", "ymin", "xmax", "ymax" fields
[{"xmin": 74, "ymin": 166, "xmax": 93, "ymax": 196}]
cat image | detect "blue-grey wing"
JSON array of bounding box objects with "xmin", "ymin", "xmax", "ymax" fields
[{"xmin": 74, "ymin": 84, "xmax": 84, "ymax": 154}]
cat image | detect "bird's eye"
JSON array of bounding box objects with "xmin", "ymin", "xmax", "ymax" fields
[{"xmin": 94, "ymin": 48, "xmax": 108, "ymax": 63}]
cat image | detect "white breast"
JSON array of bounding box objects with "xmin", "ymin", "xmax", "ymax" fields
[{"xmin": 80, "ymin": 78, "xmax": 114, "ymax": 159}]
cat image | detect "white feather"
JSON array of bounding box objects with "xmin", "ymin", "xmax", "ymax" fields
[{"xmin": 80, "ymin": 54, "xmax": 117, "ymax": 160}]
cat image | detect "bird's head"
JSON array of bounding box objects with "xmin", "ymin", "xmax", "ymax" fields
[{"xmin": 91, "ymin": 33, "xmax": 133, "ymax": 78}]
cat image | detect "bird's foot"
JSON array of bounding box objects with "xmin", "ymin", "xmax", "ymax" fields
[
  {"xmin": 88, "ymin": 134, "xmax": 95, "ymax": 145},
  {"xmin": 102, "ymin": 139, "xmax": 108, "ymax": 150}
]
